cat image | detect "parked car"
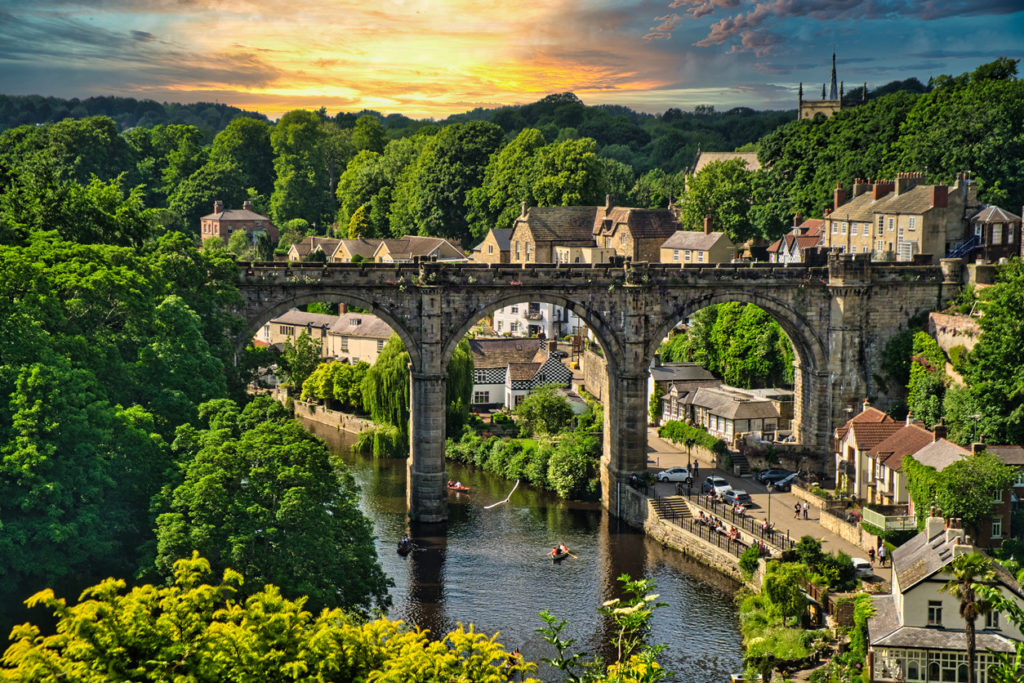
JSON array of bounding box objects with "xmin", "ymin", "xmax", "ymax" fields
[
  {"xmin": 852, "ymin": 558, "xmax": 873, "ymax": 578},
  {"xmin": 702, "ymin": 475, "xmax": 731, "ymax": 495},
  {"xmin": 722, "ymin": 489, "xmax": 752, "ymax": 505},
  {"xmin": 769, "ymin": 473, "xmax": 798, "ymax": 492},
  {"xmin": 757, "ymin": 468, "xmax": 794, "ymax": 484},
  {"xmin": 550, "ymin": 350, "xmax": 568, "ymax": 359},
  {"xmin": 656, "ymin": 467, "xmax": 692, "ymax": 483}
]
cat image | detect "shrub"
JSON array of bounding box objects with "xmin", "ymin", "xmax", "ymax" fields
[
  {"xmin": 657, "ymin": 420, "xmax": 727, "ymax": 455},
  {"xmin": 739, "ymin": 546, "xmax": 760, "ymax": 578}
]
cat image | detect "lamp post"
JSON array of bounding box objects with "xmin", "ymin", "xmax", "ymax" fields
[{"xmin": 766, "ymin": 482, "xmax": 774, "ymax": 526}]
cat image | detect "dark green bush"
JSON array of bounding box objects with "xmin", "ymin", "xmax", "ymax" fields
[{"xmin": 658, "ymin": 420, "xmax": 727, "ymax": 455}]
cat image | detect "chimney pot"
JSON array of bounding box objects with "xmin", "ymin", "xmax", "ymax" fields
[
  {"xmin": 704, "ymin": 214, "xmax": 712, "ymax": 235},
  {"xmin": 242, "ymin": 199, "xmax": 253, "ymax": 211},
  {"xmin": 933, "ymin": 423, "xmax": 946, "ymax": 441},
  {"xmin": 521, "ymin": 200, "xmax": 528, "ymax": 217},
  {"xmin": 214, "ymin": 199, "xmax": 224, "ymax": 214}
]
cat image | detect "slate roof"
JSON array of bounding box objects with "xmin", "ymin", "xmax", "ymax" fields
[
  {"xmin": 472, "ymin": 228, "xmax": 512, "ymax": 253},
  {"xmin": 469, "ymin": 338, "xmax": 543, "ymax": 369},
  {"xmin": 912, "ymin": 439, "xmax": 969, "ymax": 472},
  {"xmin": 834, "ymin": 406, "xmax": 895, "ymax": 443},
  {"xmin": 650, "ymin": 363, "xmax": 716, "ymax": 383},
  {"xmin": 378, "ymin": 236, "xmax": 465, "ymax": 260},
  {"xmin": 884, "ymin": 184, "xmax": 945, "ymax": 215},
  {"xmin": 661, "ymin": 230, "xmax": 731, "ymax": 251},
  {"xmin": 290, "ymin": 236, "xmax": 340, "ymax": 259},
  {"xmin": 337, "ymin": 238, "xmax": 381, "ymax": 259},
  {"xmin": 829, "ymin": 191, "xmax": 890, "ymax": 223},
  {"xmin": 971, "ymin": 205, "xmax": 1021, "ymax": 223},
  {"xmin": 868, "ymin": 424, "xmax": 935, "ymax": 470},
  {"xmin": 201, "ymin": 208, "xmax": 271, "ymax": 221},
  {"xmin": 869, "ymin": 595, "xmax": 1019, "ymax": 653},
  {"xmin": 892, "ymin": 524, "xmax": 1021, "ymax": 596},
  {"xmin": 593, "ymin": 207, "xmax": 680, "ymax": 239},
  {"xmin": 268, "ymin": 309, "xmax": 338, "ymax": 329},
  {"xmin": 989, "ymin": 445, "xmax": 1024, "ymax": 466},
  {"xmin": 691, "ymin": 386, "xmax": 780, "ymax": 420},
  {"xmin": 329, "ymin": 313, "xmax": 393, "ymax": 339},
  {"xmin": 691, "ymin": 151, "xmax": 761, "ymax": 175},
  {"xmin": 508, "ymin": 362, "xmax": 542, "ymax": 381},
  {"xmin": 516, "ymin": 207, "xmax": 599, "ymax": 242}
]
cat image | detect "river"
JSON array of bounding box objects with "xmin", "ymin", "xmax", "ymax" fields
[{"xmin": 304, "ymin": 419, "xmax": 745, "ymax": 682}]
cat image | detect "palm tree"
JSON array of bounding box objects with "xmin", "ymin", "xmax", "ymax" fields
[{"xmin": 942, "ymin": 552, "xmax": 997, "ymax": 683}]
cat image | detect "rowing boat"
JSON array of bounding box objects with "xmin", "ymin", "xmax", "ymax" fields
[
  {"xmin": 550, "ymin": 550, "xmax": 570, "ymax": 562},
  {"xmin": 448, "ymin": 484, "xmax": 471, "ymax": 493}
]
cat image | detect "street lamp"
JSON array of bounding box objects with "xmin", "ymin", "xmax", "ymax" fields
[{"xmin": 766, "ymin": 482, "xmax": 774, "ymax": 526}]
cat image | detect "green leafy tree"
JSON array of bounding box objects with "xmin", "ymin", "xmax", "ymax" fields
[
  {"xmin": 347, "ymin": 204, "xmax": 370, "ymax": 238},
  {"xmin": 907, "ymin": 331, "xmax": 947, "ymax": 427},
  {"xmin": 446, "ymin": 337, "xmax": 475, "ymax": 434},
  {"xmin": 941, "ymin": 553, "xmax": 996, "ymax": 683},
  {"xmin": 280, "ymin": 331, "xmax": 323, "ymax": 392},
  {"xmin": 531, "ymin": 137, "xmax": 607, "ymax": 208},
  {"xmin": 465, "ymin": 128, "xmax": 547, "ymax": 238},
  {"xmin": 155, "ymin": 397, "xmax": 391, "ymax": 612},
  {"xmin": 762, "ymin": 561, "xmax": 808, "ymax": 620},
  {"xmin": 678, "ymin": 158, "xmax": 755, "ymax": 243},
  {"xmin": 167, "ymin": 157, "xmax": 247, "ymax": 233},
  {"xmin": 209, "ymin": 116, "xmax": 275, "ymax": 198},
  {"xmin": 227, "ymin": 227, "xmax": 252, "ymax": 257},
  {"xmin": 270, "ymin": 109, "xmax": 333, "ymax": 226},
  {"xmin": 351, "ymin": 114, "xmax": 388, "ymax": 153},
  {"xmin": 935, "ymin": 452, "xmax": 1015, "ymax": 540},
  {"xmin": 361, "ymin": 334, "xmax": 411, "ymax": 447},
  {"xmin": 515, "ymin": 384, "xmax": 574, "ymax": 436},
  {"xmin": 547, "ymin": 432, "xmax": 599, "ymax": 499}
]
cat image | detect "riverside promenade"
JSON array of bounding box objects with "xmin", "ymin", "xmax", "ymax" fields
[{"xmin": 645, "ymin": 428, "xmax": 893, "ymax": 586}]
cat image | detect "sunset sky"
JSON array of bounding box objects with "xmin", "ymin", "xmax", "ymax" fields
[{"xmin": 1, "ymin": 0, "xmax": 1022, "ymax": 120}]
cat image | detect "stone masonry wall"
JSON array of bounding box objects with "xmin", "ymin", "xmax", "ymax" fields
[
  {"xmin": 928, "ymin": 312, "xmax": 980, "ymax": 353},
  {"xmin": 582, "ymin": 347, "xmax": 608, "ymax": 401},
  {"xmin": 293, "ymin": 401, "xmax": 375, "ymax": 434},
  {"xmin": 819, "ymin": 508, "xmax": 879, "ymax": 553}
]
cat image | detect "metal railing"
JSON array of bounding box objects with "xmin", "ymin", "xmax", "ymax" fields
[
  {"xmin": 862, "ymin": 506, "xmax": 917, "ymax": 531},
  {"xmin": 948, "ymin": 235, "xmax": 980, "ymax": 259},
  {"xmin": 681, "ymin": 490, "xmax": 796, "ymax": 552},
  {"xmin": 651, "ymin": 505, "xmax": 753, "ymax": 559}
]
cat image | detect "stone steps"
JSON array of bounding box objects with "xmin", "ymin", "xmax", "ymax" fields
[{"xmin": 650, "ymin": 496, "xmax": 692, "ymax": 522}]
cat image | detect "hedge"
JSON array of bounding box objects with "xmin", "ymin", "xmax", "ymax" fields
[{"xmin": 658, "ymin": 420, "xmax": 727, "ymax": 455}]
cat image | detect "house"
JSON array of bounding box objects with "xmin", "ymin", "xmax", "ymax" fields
[
  {"xmin": 689, "ymin": 150, "xmax": 762, "ymax": 176},
  {"xmin": 470, "ymin": 228, "xmax": 512, "ymax": 264},
  {"xmin": 255, "ymin": 309, "xmax": 336, "ymax": 351},
  {"xmin": 860, "ymin": 421, "xmax": 937, "ymax": 505},
  {"xmin": 200, "ymin": 200, "xmax": 279, "ymax": 244},
  {"xmin": 648, "ymin": 360, "xmax": 717, "ymax": 425},
  {"xmin": 509, "ymin": 205, "xmax": 597, "ymax": 264},
  {"xmin": 868, "ymin": 514, "xmax": 1024, "ymax": 683},
  {"xmin": 688, "ymin": 385, "xmax": 781, "ymax": 443},
  {"xmin": 492, "ymin": 301, "xmax": 580, "ymax": 339},
  {"xmin": 834, "ymin": 402, "xmax": 901, "ymax": 496},
  {"xmin": 767, "ymin": 216, "xmax": 825, "ymax": 264},
  {"xmin": 659, "ymin": 378, "xmax": 725, "ymax": 424},
  {"xmin": 659, "ymin": 217, "xmax": 737, "ymax": 264},
  {"xmin": 967, "ymin": 205, "xmax": 1021, "ymax": 263},
  {"xmin": 287, "ymin": 236, "xmax": 341, "ymax": 262},
  {"xmin": 823, "ymin": 173, "xmax": 980, "ymax": 261},
  {"xmin": 333, "ymin": 238, "xmax": 382, "ymax": 262},
  {"xmin": 373, "ymin": 236, "xmax": 466, "ymax": 263},
  {"xmin": 591, "ymin": 197, "xmax": 681, "ymax": 263},
  {"xmin": 468, "ymin": 338, "xmax": 572, "ymax": 409},
  {"xmin": 326, "ymin": 312, "xmax": 394, "ymax": 365}
]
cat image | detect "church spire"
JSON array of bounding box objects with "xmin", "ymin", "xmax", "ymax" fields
[{"xmin": 829, "ymin": 52, "xmax": 838, "ymax": 101}]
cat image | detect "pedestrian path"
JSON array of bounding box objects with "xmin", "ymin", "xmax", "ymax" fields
[{"xmin": 647, "ymin": 428, "xmax": 893, "ymax": 586}]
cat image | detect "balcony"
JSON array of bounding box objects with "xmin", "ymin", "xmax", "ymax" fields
[
  {"xmin": 524, "ymin": 311, "xmax": 544, "ymax": 321},
  {"xmin": 862, "ymin": 504, "xmax": 916, "ymax": 532}
]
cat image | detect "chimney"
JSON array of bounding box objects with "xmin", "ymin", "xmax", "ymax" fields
[
  {"xmin": 945, "ymin": 520, "xmax": 965, "ymax": 545},
  {"xmin": 972, "ymin": 441, "xmax": 986, "ymax": 455},
  {"xmin": 872, "ymin": 181, "xmax": 894, "ymax": 201},
  {"xmin": 933, "ymin": 423, "xmax": 946, "ymax": 442},
  {"xmin": 605, "ymin": 194, "xmax": 614, "ymax": 211},
  {"xmin": 242, "ymin": 199, "xmax": 253, "ymax": 211},
  {"xmin": 653, "ymin": 352, "xmax": 662, "ymax": 367},
  {"xmin": 214, "ymin": 200, "xmax": 224, "ymax": 214},
  {"xmin": 793, "ymin": 213, "xmax": 802, "ymax": 228},
  {"xmin": 833, "ymin": 182, "xmax": 847, "ymax": 211},
  {"xmin": 704, "ymin": 214, "xmax": 712, "ymax": 235},
  {"xmin": 925, "ymin": 510, "xmax": 944, "ymax": 539},
  {"xmin": 895, "ymin": 172, "xmax": 925, "ymax": 196},
  {"xmin": 521, "ymin": 201, "xmax": 528, "ymax": 217},
  {"xmin": 906, "ymin": 411, "xmax": 914, "ymax": 426},
  {"xmin": 852, "ymin": 178, "xmax": 870, "ymax": 197},
  {"xmin": 338, "ymin": 302, "xmax": 347, "ymax": 314},
  {"xmin": 931, "ymin": 184, "xmax": 948, "ymax": 208}
]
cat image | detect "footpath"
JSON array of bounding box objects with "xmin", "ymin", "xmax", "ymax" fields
[{"xmin": 646, "ymin": 428, "xmax": 893, "ymax": 587}]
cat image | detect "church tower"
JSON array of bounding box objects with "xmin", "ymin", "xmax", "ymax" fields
[{"xmin": 798, "ymin": 52, "xmax": 846, "ymax": 120}]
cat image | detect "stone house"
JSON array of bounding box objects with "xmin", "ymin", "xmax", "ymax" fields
[
  {"xmin": 373, "ymin": 236, "xmax": 466, "ymax": 263},
  {"xmin": 492, "ymin": 301, "xmax": 579, "ymax": 339},
  {"xmin": 287, "ymin": 236, "xmax": 340, "ymax": 262},
  {"xmin": 688, "ymin": 385, "xmax": 781, "ymax": 443},
  {"xmin": 255, "ymin": 309, "xmax": 335, "ymax": 350},
  {"xmin": 860, "ymin": 421, "xmax": 936, "ymax": 506},
  {"xmin": 824, "ymin": 173, "xmax": 981, "ymax": 261},
  {"xmin": 767, "ymin": 217, "xmax": 825, "ymax": 264},
  {"xmin": 333, "ymin": 238, "xmax": 382, "ymax": 262},
  {"xmin": 659, "ymin": 217, "xmax": 737, "ymax": 264},
  {"xmin": 201, "ymin": 200, "xmax": 279, "ymax": 244},
  {"xmin": 509, "ymin": 205, "xmax": 597, "ymax": 264},
  {"xmin": 834, "ymin": 402, "xmax": 900, "ymax": 496},
  {"xmin": 470, "ymin": 228, "xmax": 511, "ymax": 264},
  {"xmin": 325, "ymin": 312, "xmax": 394, "ymax": 365},
  {"xmin": 868, "ymin": 515, "xmax": 1024, "ymax": 683},
  {"xmin": 591, "ymin": 197, "xmax": 681, "ymax": 263},
  {"xmin": 648, "ymin": 360, "xmax": 717, "ymax": 425},
  {"xmin": 468, "ymin": 338, "xmax": 572, "ymax": 409},
  {"xmin": 967, "ymin": 205, "xmax": 1021, "ymax": 263}
]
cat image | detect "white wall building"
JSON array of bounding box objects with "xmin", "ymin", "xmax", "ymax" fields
[{"xmin": 492, "ymin": 302, "xmax": 582, "ymax": 339}]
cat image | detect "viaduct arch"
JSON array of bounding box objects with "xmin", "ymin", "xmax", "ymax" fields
[{"xmin": 237, "ymin": 255, "xmax": 963, "ymax": 523}]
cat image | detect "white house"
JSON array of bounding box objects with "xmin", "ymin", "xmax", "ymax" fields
[
  {"xmin": 492, "ymin": 302, "xmax": 582, "ymax": 340},
  {"xmin": 468, "ymin": 338, "xmax": 573, "ymax": 409},
  {"xmin": 868, "ymin": 514, "xmax": 1024, "ymax": 682}
]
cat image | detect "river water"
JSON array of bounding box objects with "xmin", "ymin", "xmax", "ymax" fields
[{"xmin": 306, "ymin": 419, "xmax": 744, "ymax": 682}]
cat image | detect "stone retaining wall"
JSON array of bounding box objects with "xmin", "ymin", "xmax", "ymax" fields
[
  {"xmin": 819, "ymin": 508, "xmax": 879, "ymax": 553},
  {"xmin": 790, "ymin": 483, "xmax": 826, "ymax": 509},
  {"xmin": 293, "ymin": 401, "xmax": 376, "ymax": 434},
  {"xmin": 928, "ymin": 312, "xmax": 980, "ymax": 353}
]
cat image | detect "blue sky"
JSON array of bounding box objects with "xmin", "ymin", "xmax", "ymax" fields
[{"xmin": 0, "ymin": 0, "xmax": 1021, "ymax": 119}]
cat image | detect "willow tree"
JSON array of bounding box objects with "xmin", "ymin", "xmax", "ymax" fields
[{"xmin": 446, "ymin": 338, "xmax": 474, "ymax": 435}]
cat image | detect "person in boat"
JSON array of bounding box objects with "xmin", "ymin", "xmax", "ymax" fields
[
  {"xmin": 447, "ymin": 479, "xmax": 454, "ymax": 488},
  {"xmin": 550, "ymin": 546, "xmax": 560, "ymax": 557},
  {"xmin": 558, "ymin": 543, "xmax": 568, "ymax": 554},
  {"xmin": 455, "ymin": 480, "xmax": 463, "ymax": 489}
]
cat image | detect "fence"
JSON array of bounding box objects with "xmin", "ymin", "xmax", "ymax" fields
[
  {"xmin": 657, "ymin": 513, "xmax": 752, "ymax": 559},
  {"xmin": 862, "ymin": 506, "xmax": 917, "ymax": 532},
  {"xmin": 679, "ymin": 490, "xmax": 797, "ymax": 552}
]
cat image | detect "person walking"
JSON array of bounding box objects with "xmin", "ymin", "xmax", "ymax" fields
[
  {"xmin": 868, "ymin": 547, "xmax": 875, "ymax": 564},
  {"xmin": 802, "ymin": 501, "xmax": 809, "ymax": 520},
  {"xmin": 878, "ymin": 544, "xmax": 887, "ymax": 567},
  {"xmin": 794, "ymin": 502, "xmax": 800, "ymax": 519}
]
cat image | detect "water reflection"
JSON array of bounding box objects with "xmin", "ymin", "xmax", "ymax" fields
[{"xmin": 304, "ymin": 419, "xmax": 744, "ymax": 681}]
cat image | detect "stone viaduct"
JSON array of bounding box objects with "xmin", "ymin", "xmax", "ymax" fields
[{"xmin": 237, "ymin": 255, "xmax": 963, "ymax": 523}]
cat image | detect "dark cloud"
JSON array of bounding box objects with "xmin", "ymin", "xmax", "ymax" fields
[
  {"xmin": 727, "ymin": 30, "xmax": 784, "ymax": 57},
  {"xmin": 130, "ymin": 30, "xmax": 156, "ymax": 42}
]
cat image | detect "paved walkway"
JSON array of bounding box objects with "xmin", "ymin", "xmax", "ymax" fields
[{"xmin": 646, "ymin": 428, "xmax": 892, "ymax": 587}]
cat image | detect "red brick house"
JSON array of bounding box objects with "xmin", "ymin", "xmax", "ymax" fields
[{"xmin": 200, "ymin": 200, "xmax": 279, "ymax": 244}]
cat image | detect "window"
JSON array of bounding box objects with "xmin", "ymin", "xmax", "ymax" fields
[
  {"xmin": 1015, "ymin": 470, "xmax": 1024, "ymax": 486},
  {"xmin": 851, "ymin": 223, "xmax": 858, "ymax": 236},
  {"xmin": 377, "ymin": 339, "xmax": 385, "ymax": 352},
  {"xmin": 340, "ymin": 337, "xmax": 349, "ymax": 352},
  {"xmin": 888, "ymin": 217, "xmax": 895, "ymax": 232},
  {"xmin": 927, "ymin": 600, "xmax": 943, "ymax": 626},
  {"xmin": 510, "ymin": 305, "xmax": 519, "ymax": 313},
  {"xmin": 831, "ymin": 221, "xmax": 838, "ymax": 234},
  {"xmin": 697, "ymin": 251, "xmax": 705, "ymax": 262},
  {"xmin": 525, "ymin": 242, "xmax": 531, "ymax": 260},
  {"xmin": 474, "ymin": 370, "xmax": 486, "ymax": 383},
  {"xmin": 993, "ymin": 490, "xmax": 1005, "ymax": 503},
  {"xmin": 496, "ymin": 321, "xmax": 503, "ymax": 331},
  {"xmin": 986, "ymin": 610, "xmax": 1000, "ymax": 629},
  {"xmin": 488, "ymin": 244, "xmax": 494, "ymax": 254},
  {"xmin": 908, "ymin": 216, "xmax": 916, "ymax": 231},
  {"xmin": 620, "ymin": 234, "xmax": 626, "ymax": 246},
  {"xmin": 515, "ymin": 241, "xmax": 520, "ymax": 259},
  {"xmin": 976, "ymin": 223, "xmax": 984, "ymax": 238},
  {"xmin": 841, "ymin": 222, "xmax": 847, "ymax": 235},
  {"xmin": 473, "ymin": 391, "xmax": 489, "ymax": 404},
  {"xmin": 1009, "ymin": 224, "xmax": 1016, "ymax": 244},
  {"xmin": 877, "ymin": 216, "xmax": 884, "ymax": 234},
  {"xmin": 673, "ymin": 249, "xmax": 679, "ymax": 261},
  {"xmin": 280, "ymin": 325, "xmax": 295, "ymax": 337},
  {"xmin": 684, "ymin": 249, "xmax": 691, "ymax": 262},
  {"xmin": 876, "ymin": 239, "xmax": 884, "ymax": 252},
  {"xmin": 510, "ymin": 322, "xmax": 519, "ymax": 333},
  {"xmin": 993, "ymin": 223, "xmax": 1003, "ymax": 244}
]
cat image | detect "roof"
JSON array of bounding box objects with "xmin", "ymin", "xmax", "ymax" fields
[
  {"xmin": 508, "ymin": 362, "xmax": 542, "ymax": 381},
  {"xmin": 869, "ymin": 594, "xmax": 1019, "ymax": 653},
  {"xmin": 971, "ymin": 205, "xmax": 1021, "ymax": 224},
  {"xmin": 201, "ymin": 208, "xmax": 271, "ymax": 221},
  {"xmin": 329, "ymin": 313, "xmax": 393, "ymax": 339},
  {"xmin": 661, "ymin": 230, "xmax": 732, "ymax": 251},
  {"xmin": 892, "ymin": 523, "xmax": 1021, "ymax": 596},
  {"xmin": 868, "ymin": 423, "xmax": 935, "ymax": 470},
  {"xmin": 883, "ymin": 184, "xmax": 946, "ymax": 215},
  {"xmin": 468, "ymin": 338, "xmax": 543, "ymax": 369},
  {"xmin": 844, "ymin": 422, "xmax": 903, "ymax": 452},
  {"xmin": 834, "ymin": 405, "xmax": 895, "ymax": 442},
  {"xmin": 377, "ymin": 236, "xmax": 466, "ymax": 261},
  {"xmin": 912, "ymin": 438, "xmax": 969, "ymax": 472},
  {"xmin": 691, "ymin": 151, "xmax": 761, "ymax": 175},
  {"xmin": 472, "ymin": 228, "xmax": 512, "ymax": 253},
  {"xmin": 989, "ymin": 445, "xmax": 1024, "ymax": 467},
  {"xmin": 650, "ymin": 362, "xmax": 716, "ymax": 383},
  {"xmin": 691, "ymin": 386, "xmax": 780, "ymax": 420},
  {"xmin": 767, "ymin": 231, "xmax": 823, "ymax": 254},
  {"xmin": 267, "ymin": 309, "xmax": 338, "ymax": 329},
  {"xmin": 289, "ymin": 236, "xmax": 340, "ymax": 259},
  {"xmin": 592, "ymin": 207, "xmax": 680, "ymax": 240},
  {"xmin": 829, "ymin": 190, "xmax": 890, "ymax": 223},
  {"xmin": 515, "ymin": 207, "xmax": 599, "ymax": 242},
  {"xmin": 337, "ymin": 238, "xmax": 381, "ymax": 259}
]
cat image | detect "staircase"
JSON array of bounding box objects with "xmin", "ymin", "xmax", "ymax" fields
[
  {"xmin": 729, "ymin": 451, "xmax": 751, "ymax": 476},
  {"xmin": 650, "ymin": 496, "xmax": 692, "ymax": 523},
  {"xmin": 948, "ymin": 235, "xmax": 980, "ymax": 260}
]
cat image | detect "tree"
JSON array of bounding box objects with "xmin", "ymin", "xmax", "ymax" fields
[
  {"xmin": 155, "ymin": 397, "xmax": 391, "ymax": 612},
  {"xmin": 446, "ymin": 337, "xmax": 474, "ymax": 434},
  {"xmin": 351, "ymin": 114, "xmax": 388, "ymax": 153},
  {"xmin": 270, "ymin": 110, "xmax": 333, "ymax": 226},
  {"xmin": 934, "ymin": 452, "xmax": 1015, "ymax": 540},
  {"xmin": 209, "ymin": 116, "xmax": 276, "ymax": 198},
  {"xmin": 227, "ymin": 227, "xmax": 252, "ymax": 257},
  {"xmin": 465, "ymin": 128, "xmax": 546, "ymax": 239},
  {"xmin": 167, "ymin": 157, "xmax": 247, "ymax": 233},
  {"xmin": 678, "ymin": 158, "xmax": 755, "ymax": 243},
  {"xmin": 547, "ymin": 431, "xmax": 599, "ymax": 499},
  {"xmin": 2, "ymin": 554, "xmax": 537, "ymax": 682},
  {"xmin": 280, "ymin": 331, "xmax": 323, "ymax": 392},
  {"xmin": 907, "ymin": 331, "xmax": 947, "ymax": 427},
  {"xmin": 530, "ymin": 137, "xmax": 607, "ymax": 208},
  {"xmin": 347, "ymin": 204, "xmax": 370, "ymax": 238},
  {"xmin": 515, "ymin": 384, "xmax": 574, "ymax": 436},
  {"xmin": 762, "ymin": 561, "xmax": 808, "ymax": 619},
  {"xmin": 941, "ymin": 553, "xmax": 996, "ymax": 683}
]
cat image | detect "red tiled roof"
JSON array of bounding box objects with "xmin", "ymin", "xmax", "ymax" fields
[
  {"xmin": 834, "ymin": 406, "xmax": 894, "ymax": 442},
  {"xmin": 847, "ymin": 422, "xmax": 903, "ymax": 451},
  {"xmin": 868, "ymin": 424, "xmax": 935, "ymax": 470}
]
